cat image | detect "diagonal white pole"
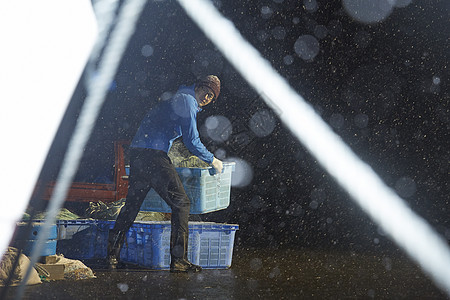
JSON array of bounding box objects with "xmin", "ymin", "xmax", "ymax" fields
[
  {"xmin": 16, "ymin": 0, "xmax": 147, "ymax": 299},
  {"xmin": 177, "ymin": 0, "xmax": 450, "ymax": 295}
]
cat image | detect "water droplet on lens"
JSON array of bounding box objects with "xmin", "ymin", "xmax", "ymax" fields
[
  {"xmin": 354, "ymin": 113, "xmax": 369, "ymax": 128},
  {"xmin": 432, "ymin": 76, "xmax": 441, "ymax": 85},
  {"xmin": 309, "ymin": 200, "xmax": 319, "ymax": 209},
  {"xmin": 294, "ymin": 35, "xmax": 320, "ymax": 61},
  {"xmin": 250, "ymin": 258, "xmax": 263, "ymax": 270},
  {"xmin": 261, "ymin": 6, "xmax": 273, "ymax": 19},
  {"xmin": 395, "ymin": 177, "xmax": 417, "ymax": 198},
  {"xmin": 343, "ymin": 0, "xmax": 394, "ymax": 24},
  {"xmin": 214, "ymin": 148, "xmax": 227, "ymax": 160},
  {"xmin": 257, "ymin": 30, "xmax": 269, "ymax": 42},
  {"xmin": 141, "ymin": 45, "xmax": 154, "ymax": 57},
  {"xmin": 117, "ymin": 283, "xmax": 129, "ymax": 293},
  {"xmin": 329, "ymin": 113, "xmax": 344, "ymax": 129},
  {"xmin": 271, "ymin": 26, "xmax": 286, "ymax": 40},
  {"xmin": 283, "ymin": 55, "xmax": 294, "ymax": 65},
  {"xmin": 394, "ymin": 0, "xmax": 412, "ymax": 7},
  {"xmin": 314, "ymin": 25, "xmax": 328, "ymax": 39},
  {"xmin": 205, "ymin": 115, "xmax": 232, "ymax": 142},
  {"xmin": 303, "ymin": 0, "xmax": 318, "ymax": 13},
  {"xmin": 226, "ymin": 157, "xmax": 253, "ymax": 187},
  {"xmin": 249, "ymin": 109, "xmax": 276, "ymax": 137}
]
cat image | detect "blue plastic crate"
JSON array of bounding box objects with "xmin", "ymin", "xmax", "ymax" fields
[
  {"xmin": 13, "ymin": 222, "xmax": 58, "ymax": 257},
  {"xmin": 56, "ymin": 220, "xmax": 104, "ymax": 259},
  {"xmin": 16, "ymin": 221, "xmax": 58, "ymax": 240},
  {"xmin": 140, "ymin": 162, "xmax": 235, "ymax": 214},
  {"xmin": 56, "ymin": 220, "xmax": 133, "ymax": 260},
  {"xmin": 22, "ymin": 240, "xmax": 57, "ymax": 257},
  {"xmin": 116, "ymin": 221, "xmax": 199, "ymax": 269}
]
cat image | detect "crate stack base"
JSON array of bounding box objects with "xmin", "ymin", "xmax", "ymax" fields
[
  {"xmin": 96, "ymin": 221, "xmax": 199, "ymax": 269},
  {"xmin": 56, "ymin": 220, "xmax": 238, "ymax": 270}
]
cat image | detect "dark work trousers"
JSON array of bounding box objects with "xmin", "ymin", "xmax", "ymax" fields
[{"xmin": 112, "ymin": 148, "xmax": 191, "ymax": 261}]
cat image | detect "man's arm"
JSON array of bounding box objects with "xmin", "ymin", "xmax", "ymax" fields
[{"xmin": 178, "ymin": 94, "xmax": 214, "ymax": 164}]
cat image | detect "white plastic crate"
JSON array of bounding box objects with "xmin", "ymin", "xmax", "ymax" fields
[
  {"xmin": 121, "ymin": 221, "xmax": 239, "ymax": 270},
  {"xmin": 140, "ymin": 162, "xmax": 235, "ymax": 214},
  {"xmin": 197, "ymin": 223, "xmax": 238, "ymax": 269},
  {"xmin": 56, "ymin": 220, "xmax": 95, "ymax": 240}
]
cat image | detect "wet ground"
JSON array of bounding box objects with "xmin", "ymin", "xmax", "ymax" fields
[{"xmin": 5, "ymin": 247, "xmax": 448, "ymax": 299}]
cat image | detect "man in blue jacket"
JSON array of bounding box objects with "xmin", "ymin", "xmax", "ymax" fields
[{"xmin": 107, "ymin": 75, "xmax": 223, "ymax": 272}]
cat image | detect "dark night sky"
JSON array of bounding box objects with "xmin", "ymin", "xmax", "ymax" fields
[{"xmin": 50, "ymin": 0, "xmax": 449, "ymax": 251}]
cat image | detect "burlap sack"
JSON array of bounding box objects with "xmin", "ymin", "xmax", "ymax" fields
[{"xmin": 0, "ymin": 247, "xmax": 41, "ymax": 286}]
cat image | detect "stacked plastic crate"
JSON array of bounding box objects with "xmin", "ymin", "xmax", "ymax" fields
[{"xmin": 56, "ymin": 162, "xmax": 239, "ymax": 269}]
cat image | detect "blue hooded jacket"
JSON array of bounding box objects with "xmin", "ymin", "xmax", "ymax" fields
[{"xmin": 130, "ymin": 84, "xmax": 214, "ymax": 164}]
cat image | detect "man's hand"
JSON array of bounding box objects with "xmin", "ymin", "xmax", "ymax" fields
[{"xmin": 211, "ymin": 157, "xmax": 223, "ymax": 174}]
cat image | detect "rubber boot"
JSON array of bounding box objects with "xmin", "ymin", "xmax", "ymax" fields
[
  {"xmin": 169, "ymin": 230, "xmax": 202, "ymax": 273},
  {"xmin": 107, "ymin": 229, "xmax": 126, "ymax": 270},
  {"xmin": 170, "ymin": 258, "xmax": 202, "ymax": 273}
]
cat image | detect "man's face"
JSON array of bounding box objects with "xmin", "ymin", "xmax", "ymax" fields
[{"xmin": 195, "ymin": 86, "xmax": 215, "ymax": 107}]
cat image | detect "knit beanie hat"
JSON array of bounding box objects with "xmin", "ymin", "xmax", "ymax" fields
[{"xmin": 197, "ymin": 75, "xmax": 221, "ymax": 100}]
